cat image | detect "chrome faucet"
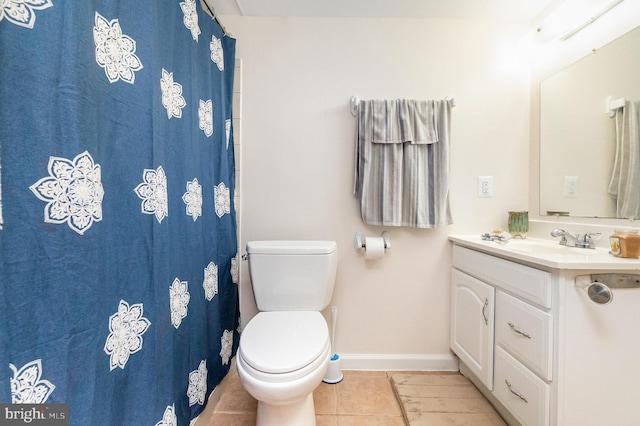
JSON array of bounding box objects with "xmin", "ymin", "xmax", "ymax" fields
[{"xmin": 550, "ymin": 229, "xmax": 600, "ymax": 249}]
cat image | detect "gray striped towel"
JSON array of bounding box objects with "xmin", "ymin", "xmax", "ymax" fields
[{"xmin": 354, "ymin": 99, "xmax": 453, "ymax": 228}]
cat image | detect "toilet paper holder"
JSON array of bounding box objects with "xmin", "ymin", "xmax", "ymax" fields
[{"xmin": 354, "ymin": 231, "xmax": 391, "ymax": 253}]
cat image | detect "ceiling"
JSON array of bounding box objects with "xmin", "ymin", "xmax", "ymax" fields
[{"xmin": 204, "ymin": 0, "xmax": 559, "ymax": 21}]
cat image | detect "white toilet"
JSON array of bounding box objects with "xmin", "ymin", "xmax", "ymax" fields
[{"xmin": 236, "ymin": 240, "xmax": 338, "ymax": 426}]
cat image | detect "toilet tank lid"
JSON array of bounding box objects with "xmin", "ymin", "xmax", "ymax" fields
[{"xmin": 246, "ymin": 240, "xmax": 337, "ymax": 255}]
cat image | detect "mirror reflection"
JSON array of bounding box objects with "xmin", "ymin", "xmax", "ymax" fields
[{"xmin": 540, "ymin": 24, "xmax": 640, "ymax": 218}]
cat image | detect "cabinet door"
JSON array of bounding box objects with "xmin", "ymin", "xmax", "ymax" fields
[{"xmin": 450, "ymin": 269, "xmax": 495, "ymax": 390}]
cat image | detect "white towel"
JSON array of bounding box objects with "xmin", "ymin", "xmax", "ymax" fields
[{"xmin": 608, "ymin": 100, "xmax": 640, "ymax": 219}]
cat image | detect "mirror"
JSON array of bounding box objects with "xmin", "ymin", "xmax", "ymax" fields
[{"xmin": 540, "ymin": 24, "xmax": 640, "ymax": 218}]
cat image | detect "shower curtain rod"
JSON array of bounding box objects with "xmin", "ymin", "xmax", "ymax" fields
[
  {"xmin": 202, "ymin": 0, "xmax": 232, "ymax": 37},
  {"xmin": 349, "ymin": 95, "xmax": 456, "ymax": 117}
]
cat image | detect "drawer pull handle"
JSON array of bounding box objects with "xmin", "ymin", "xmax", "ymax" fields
[
  {"xmin": 482, "ymin": 298, "xmax": 489, "ymax": 325},
  {"xmin": 505, "ymin": 379, "xmax": 528, "ymax": 403},
  {"xmin": 508, "ymin": 322, "xmax": 531, "ymax": 339}
]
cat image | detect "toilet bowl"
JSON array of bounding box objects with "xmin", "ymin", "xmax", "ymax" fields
[{"xmin": 236, "ymin": 311, "xmax": 331, "ymax": 425}]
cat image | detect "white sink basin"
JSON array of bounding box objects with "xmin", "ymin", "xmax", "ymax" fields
[
  {"xmin": 502, "ymin": 238, "xmax": 600, "ymax": 255},
  {"xmin": 449, "ymin": 235, "xmax": 640, "ymax": 270}
]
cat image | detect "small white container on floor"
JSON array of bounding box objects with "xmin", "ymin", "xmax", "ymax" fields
[{"xmin": 323, "ymin": 354, "xmax": 343, "ymax": 384}]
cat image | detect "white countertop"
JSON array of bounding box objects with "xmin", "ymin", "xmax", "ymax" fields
[{"xmin": 449, "ymin": 235, "xmax": 640, "ymax": 270}]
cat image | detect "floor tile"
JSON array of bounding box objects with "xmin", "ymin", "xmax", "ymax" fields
[
  {"xmin": 337, "ymin": 415, "xmax": 407, "ymax": 426},
  {"xmin": 336, "ymin": 373, "xmax": 403, "ymax": 416},
  {"xmin": 390, "ymin": 371, "xmax": 506, "ymax": 426},
  {"xmin": 316, "ymin": 415, "xmax": 339, "ymax": 426},
  {"xmin": 401, "ymin": 396, "xmax": 497, "ymax": 413},
  {"xmin": 391, "ymin": 373, "xmax": 473, "ymax": 386},
  {"xmin": 314, "ymin": 381, "xmax": 338, "ymax": 414},
  {"xmin": 207, "ymin": 413, "xmax": 256, "ymax": 426},
  {"xmin": 214, "ymin": 373, "xmax": 258, "ymax": 413},
  {"xmin": 406, "ymin": 412, "xmax": 507, "ymax": 426},
  {"xmin": 395, "ymin": 383, "xmax": 483, "ymax": 399}
]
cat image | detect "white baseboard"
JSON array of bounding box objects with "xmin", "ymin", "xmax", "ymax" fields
[{"xmin": 338, "ymin": 353, "xmax": 459, "ymax": 371}]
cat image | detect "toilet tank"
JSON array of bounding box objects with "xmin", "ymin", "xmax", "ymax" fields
[{"xmin": 246, "ymin": 240, "xmax": 338, "ymax": 311}]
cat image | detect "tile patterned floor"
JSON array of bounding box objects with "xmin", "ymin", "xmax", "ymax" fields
[
  {"xmin": 391, "ymin": 372, "xmax": 507, "ymax": 426},
  {"xmin": 197, "ymin": 366, "xmax": 506, "ymax": 426}
]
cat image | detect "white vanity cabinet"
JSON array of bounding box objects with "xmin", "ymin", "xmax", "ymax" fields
[
  {"xmin": 451, "ymin": 245, "xmax": 552, "ymax": 426},
  {"xmin": 449, "ymin": 237, "xmax": 640, "ymax": 426}
]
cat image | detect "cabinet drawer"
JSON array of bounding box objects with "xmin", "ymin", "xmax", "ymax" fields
[
  {"xmin": 452, "ymin": 245, "xmax": 552, "ymax": 308},
  {"xmin": 494, "ymin": 346, "xmax": 550, "ymax": 426},
  {"xmin": 496, "ymin": 291, "xmax": 553, "ymax": 381}
]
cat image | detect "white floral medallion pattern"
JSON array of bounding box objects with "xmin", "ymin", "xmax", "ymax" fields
[
  {"xmin": 209, "ymin": 35, "xmax": 224, "ymax": 71},
  {"xmin": 230, "ymin": 254, "xmax": 238, "ymax": 284},
  {"xmin": 198, "ymin": 99, "xmax": 213, "ymax": 137},
  {"xmin": 213, "ymin": 182, "xmax": 230, "ymax": 218},
  {"xmin": 203, "ymin": 261, "xmax": 218, "ymax": 301},
  {"xmin": 9, "ymin": 359, "xmax": 55, "ymax": 404},
  {"xmin": 93, "ymin": 12, "xmax": 143, "ymax": 84},
  {"xmin": 225, "ymin": 119, "xmax": 231, "ymax": 149},
  {"xmin": 104, "ymin": 300, "xmax": 151, "ymax": 371},
  {"xmin": 182, "ymin": 178, "xmax": 202, "ymax": 221},
  {"xmin": 220, "ymin": 329, "xmax": 233, "ymax": 365},
  {"xmin": 134, "ymin": 166, "xmax": 168, "ymax": 223},
  {"xmin": 180, "ymin": 0, "xmax": 200, "ymax": 42},
  {"xmin": 155, "ymin": 404, "xmax": 177, "ymax": 426},
  {"xmin": 160, "ymin": 68, "xmax": 186, "ymax": 119},
  {"xmin": 169, "ymin": 278, "xmax": 190, "ymax": 329},
  {"xmin": 1, "ymin": 0, "xmax": 52, "ymax": 29},
  {"xmin": 187, "ymin": 360, "xmax": 207, "ymax": 406},
  {"xmin": 30, "ymin": 151, "xmax": 104, "ymax": 235}
]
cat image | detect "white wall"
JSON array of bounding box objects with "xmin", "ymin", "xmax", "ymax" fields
[{"xmin": 223, "ymin": 16, "xmax": 531, "ymax": 368}]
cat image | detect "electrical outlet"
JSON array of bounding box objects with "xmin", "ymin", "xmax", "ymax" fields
[
  {"xmin": 563, "ymin": 176, "xmax": 579, "ymax": 198},
  {"xmin": 477, "ymin": 176, "xmax": 493, "ymax": 198}
]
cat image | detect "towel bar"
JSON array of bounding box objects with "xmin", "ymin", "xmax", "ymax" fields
[
  {"xmin": 606, "ymin": 96, "xmax": 625, "ymax": 117},
  {"xmin": 350, "ymin": 96, "xmax": 456, "ymax": 117}
]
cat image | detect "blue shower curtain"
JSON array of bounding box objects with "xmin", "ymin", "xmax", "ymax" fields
[{"xmin": 0, "ymin": 1, "xmax": 239, "ymax": 425}]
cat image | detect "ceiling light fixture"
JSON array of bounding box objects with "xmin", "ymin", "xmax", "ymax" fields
[
  {"xmin": 558, "ymin": 0, "xmax": 624, "ymax": 40},
  {"xmin": 535, "ymin": 0, "xmax": 625, "ymax": 42}
]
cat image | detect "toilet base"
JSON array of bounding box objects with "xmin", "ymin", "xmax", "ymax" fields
[{"xmin": 257, "ymin": 392, "xmax": 315, "ymax": 426}]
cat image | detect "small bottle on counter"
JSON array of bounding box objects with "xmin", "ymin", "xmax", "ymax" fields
[{"xmin": 609, "ymin": 229, "xmax": 640, "ymax": 258}]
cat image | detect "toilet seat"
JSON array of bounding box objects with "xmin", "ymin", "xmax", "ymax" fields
[{"xmin": 239, "ymin": 311, "xmax": 330, "ymax": 378}]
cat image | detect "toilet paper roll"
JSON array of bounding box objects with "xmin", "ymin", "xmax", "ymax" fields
[{"xmin": 364, "ymin": 237, "xmax": 385, "ymax": 260}]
